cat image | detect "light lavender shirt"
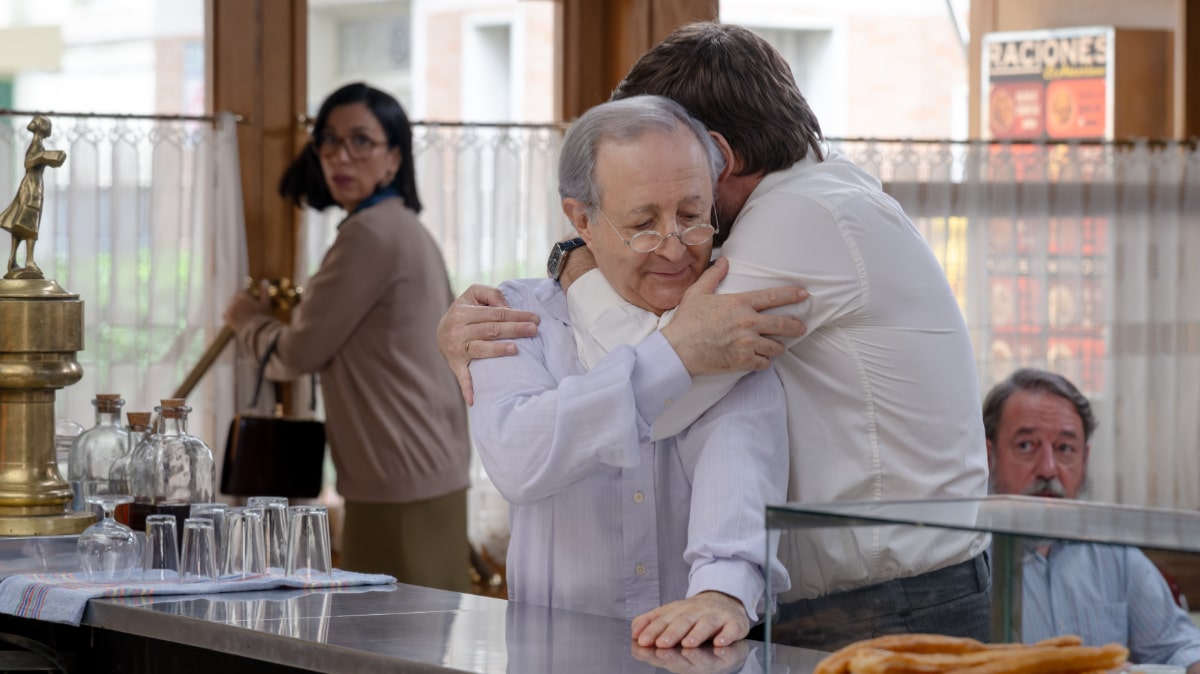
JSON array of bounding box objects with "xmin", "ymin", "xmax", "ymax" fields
[{"xmin": 468, "ymin": 278, "xmax": 790, "ymax": 622}]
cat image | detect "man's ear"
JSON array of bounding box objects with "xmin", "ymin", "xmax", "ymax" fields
[
  {"xmin": 986, "ymin": 438, "xmax": 996, "ymax": 471},
  {"xmin": 562, "ymin": 198, "xmax": 594, "ymax": 244},
  {"xmin": 709, "ymin": 131, "xmax": 740, "ymax": 182}
]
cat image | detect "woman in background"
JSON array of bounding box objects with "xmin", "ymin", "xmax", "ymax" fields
[{"xmin": 224, "ymin": 82, "xmax": 470, "ymax": 591}]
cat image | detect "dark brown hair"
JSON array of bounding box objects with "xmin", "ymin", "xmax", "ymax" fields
[
  {"xmin": 983, "ymin": 368, "xmax": 1098, "ymax": 443},
  {"xmin": 279, "ymin": 82, "xmax": 421, "ymax": 213},
  {"xmin": 612, "ymin": 22, "xmax": 824, "ymax": 177}
]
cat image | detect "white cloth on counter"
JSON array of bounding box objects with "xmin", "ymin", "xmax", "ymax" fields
[{"xmin": 0, "ymin": 568, "xmax": 394, "ymax": 625}]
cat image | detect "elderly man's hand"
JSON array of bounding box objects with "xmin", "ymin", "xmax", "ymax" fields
[
  {"xmin": 662, "ymin": 258, "xmax": 807, "ymax": 375},
  {"xmin": 632, "ymin": 591, "xmax": 751, "ymax": 649},
  {"xmin": 222, "ymin": 281, "xmax": 271, "ymax": 330},
  {"xmin": 436, "ymin": 284, "xmax": 540, "ymax": 406},
  {"xmin": 630, "ymin": 639, "xmax": 751, "ymax": 674}
]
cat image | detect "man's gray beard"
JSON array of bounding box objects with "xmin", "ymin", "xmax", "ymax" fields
[{"xmin": 986, "ymin": 474, "xmax": 1090, "ymax": 499}]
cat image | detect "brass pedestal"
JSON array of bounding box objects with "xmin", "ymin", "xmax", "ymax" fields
[{"xmin": 0, "ymin": 278, "xmax": 94, "ymax": 535}]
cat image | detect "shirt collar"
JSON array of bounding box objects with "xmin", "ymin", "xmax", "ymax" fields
[
  {"xmin": 349, "ymin": 186, "xmax": 399, "ymax": 216},
  {"xmin": 566, "ymin": 269, "xmax": 675, "ymax": 370}
]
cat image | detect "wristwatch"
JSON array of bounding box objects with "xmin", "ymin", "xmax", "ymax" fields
[{"xmin": 547, "ymin": 237, "xmax": 587, "ymax": 280}]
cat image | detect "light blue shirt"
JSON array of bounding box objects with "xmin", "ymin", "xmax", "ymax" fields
[
  {"xmin": 468, "ymin": 278, "xmax": 790, "ymax": 622},
  {"xmin": 1023, "ymin": 541, "xmax": 1200, "ymax": 668}
]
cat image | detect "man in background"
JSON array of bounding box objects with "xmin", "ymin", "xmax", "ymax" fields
[{"xmin": 985, "ymin": 367, "xmax": 1200, "ymax": 672}]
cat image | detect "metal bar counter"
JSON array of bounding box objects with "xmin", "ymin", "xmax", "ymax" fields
[
  {"xmin": 0, "ymin": 537, "xmax": 826, "ymax": 673},
  {"xmin": 74, "ymin": 584, "xmax": 823, "ymax": 673}
]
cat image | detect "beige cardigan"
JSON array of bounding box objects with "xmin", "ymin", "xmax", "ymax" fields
[{"xmin": 234, "ymin": 197, "xmax": 470, "ymax": 503}]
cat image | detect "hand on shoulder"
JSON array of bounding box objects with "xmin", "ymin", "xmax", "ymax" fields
[
  {"xmin": 662, "ymin": 258, "xmax": 808, "ymax": 375},
  {"xmin": 436, "ymin": 284, "xmax": 540, "ymax": 405}
]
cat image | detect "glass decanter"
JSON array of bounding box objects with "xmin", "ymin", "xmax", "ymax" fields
[
  {"xmin": 133, "ymin": 399, "xmax": 215, "ymax": 534},
  {"xmin": 108, "ymin": 412, "xmax": 151, "ymax": 525},
  {"xmin": 67, "ymin": 394, "xmax": 129, "ymax": 511}
]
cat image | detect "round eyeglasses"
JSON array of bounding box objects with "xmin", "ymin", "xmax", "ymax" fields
[
  {"xmin": 596, "ymin": 208, "xmax": 718, "ymax": 254},
  {"xmin": 314, "ymin": 132, "xmax": 387, "ymax": 160}
]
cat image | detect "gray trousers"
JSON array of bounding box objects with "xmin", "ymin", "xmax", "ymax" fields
[{"xmin": 770, "ymin": 553, "xmax": 992, "ymax": 650}]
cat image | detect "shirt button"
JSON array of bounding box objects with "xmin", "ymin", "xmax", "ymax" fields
[
  {"xmin": 633, "ymin": 491, "xmax": 644, "ymax": 503},
  {"xmin": 664, "ymin": 399, "xmax": 673, "ymax": 408},
  {"xmin": 635, "ymin": 564, "xmax": 646, "ymax": 576}
]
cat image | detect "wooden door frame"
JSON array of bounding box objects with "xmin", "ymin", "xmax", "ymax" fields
[
  {"xmin": 558, "ymin": 0, "xmax": 719, "ymax": 121},
  {"xmin": 208, "ymin": 0, "xmax": 307, "ymax": 283}
]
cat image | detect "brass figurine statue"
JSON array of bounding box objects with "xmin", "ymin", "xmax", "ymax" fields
[
  {"xmin": 0, "ymin": 115, "xmax": 92, "ymax": 535},
  {"xmin": 1, "ymin": 115, "xmax": 67, "ymax": 280}
]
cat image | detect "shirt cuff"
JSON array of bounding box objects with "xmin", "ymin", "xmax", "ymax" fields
[
  {"xmin": 687, "ymin": 559, "xmax": 766, "ymax": 623},
  {"xmin": 629, "ymin": 331, "xmax": 691, "ymax": 429}
]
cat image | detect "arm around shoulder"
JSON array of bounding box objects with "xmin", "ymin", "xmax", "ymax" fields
[
  {"xmin": 437, "ymin": 283, "xmax": 540, "ymax": 405},
  {"xmin": 467, "ymin": 283, "xmax": 689, "ymax": 505}
]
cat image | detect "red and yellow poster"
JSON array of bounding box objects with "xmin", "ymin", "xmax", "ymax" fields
[
  {"xmin": 979, "ymin": 28, "xmax": 1112, "ymax": 394},
  {"xmin": 983, "ymin": 27, "xmax": 1112, "ymax": 141}
]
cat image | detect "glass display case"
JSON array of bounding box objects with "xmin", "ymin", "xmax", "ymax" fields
[{"xmin": 765, "ymin": 495, "xmax": 1200, "ymax": 648}]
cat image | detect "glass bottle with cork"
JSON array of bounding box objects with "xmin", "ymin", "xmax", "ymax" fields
[
  {"xmin": 130, "ymin": 398, "xmax": 214, "ymax": 532},
  {"xmin": 107, "ymin": 411, "xmax": 151, "ymax": 525},
  {"xmin": 129, "ymin": 409, "xmax": 163, "ymax": 530},
  {"xmin": 67, "ymin": 394, "xmax": 129, "ymax": 511}
]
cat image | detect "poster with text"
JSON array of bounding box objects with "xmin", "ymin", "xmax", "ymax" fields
[{"xmin": 983, "ymin": 27, "xmax": 1112, "ymax": 141}]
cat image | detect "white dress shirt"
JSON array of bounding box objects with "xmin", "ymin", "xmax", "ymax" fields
[
  {"xmin": 468, "ymin": 278, "xmax": 790, "ymax": 621},
  {"xmin": 572, "ymin": 150, "xmax": 991, "ymax": 601}
]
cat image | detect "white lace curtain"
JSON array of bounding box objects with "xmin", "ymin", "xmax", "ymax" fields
[
  {"xmin": 8, "ymin": 110, "xmax": 1190, "ymax": 550},
  {"xmin": 299, "ymin": 124, "xmax": 566, "ymax": 282},
  {"xmin": 834, "ymin": 139, "xmax": 1200, "ymax": 510},
  {"xmin": 0, "ymin": 112, "xmax": 247, "ymax": 463}
]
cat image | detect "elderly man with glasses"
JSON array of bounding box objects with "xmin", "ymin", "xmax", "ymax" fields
[{"xmin": 467, "ymin": 94, "xmax": 791, "ymax": 650}]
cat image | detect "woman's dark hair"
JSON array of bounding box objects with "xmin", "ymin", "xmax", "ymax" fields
[{"xmin": 279, "ymin": 82, "xmax": 422, "ymax": 213}]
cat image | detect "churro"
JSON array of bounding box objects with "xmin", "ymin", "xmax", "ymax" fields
[{"xmin": 815, "ymin": 634, "xmax": 1126, "ymax": 674}]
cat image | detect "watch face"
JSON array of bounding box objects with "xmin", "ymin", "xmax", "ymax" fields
[
  {"xmin": 547, "ymin": 247, "xmax": 566, "ymax": 279},
  {"xmin": 547, "ymin": 239, "xmax": 583, "ymax": 280}
]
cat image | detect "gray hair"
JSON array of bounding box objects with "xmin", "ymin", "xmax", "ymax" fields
[
  {"xmin": 557, "ymin": 94, "xmax": 725, "ymax": 212},
  {"xmin": 982, "ymin": 368, "xmax": 1097, "ymax": 443}
]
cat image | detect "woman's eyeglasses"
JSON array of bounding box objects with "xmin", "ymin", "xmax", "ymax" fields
[{"xmin": 314, "ymin": 132, "xmax": 387, "ymax": 160}]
